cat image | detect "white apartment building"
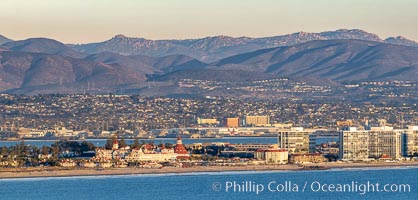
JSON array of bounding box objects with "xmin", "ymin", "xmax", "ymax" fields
[
  {"xmin": 339, "ymin": 127, "xmax": 369, "ymax": 160},
  {"xmin": 278, "ymin": 127, "xmax": 317, "ymax": 153},
  {"xmin": 369, "ymin": 126, "xmax": 402, "ymax": 159},
  {"xmin": 399, "ymin": 126, "xmax": 418, "ymax": 156},
  {"xmin": 339, "ymin": 126, "xmax": 409, "ymax": 160}
]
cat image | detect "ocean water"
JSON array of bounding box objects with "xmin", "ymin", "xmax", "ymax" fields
[{"xmin": 0, "ymin": 167, "xmax": 417, "ymax": 200}]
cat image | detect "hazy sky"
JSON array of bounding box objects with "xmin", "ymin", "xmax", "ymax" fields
[{"xmin": 1, "ymin": 0, "xmax": 417, "ymax": 43}]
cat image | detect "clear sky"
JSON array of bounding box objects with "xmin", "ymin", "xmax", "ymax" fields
[{"xmin": 1, "ymin": 0, "xmax": 417, "ymax": 43}]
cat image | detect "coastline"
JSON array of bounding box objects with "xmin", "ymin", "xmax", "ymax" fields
[{"xmin": 2, "ymin": 162, "xmax": 418, "ymax": 179}]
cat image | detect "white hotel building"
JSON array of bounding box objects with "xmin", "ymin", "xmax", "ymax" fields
[
  {"xmin": 278, "ymin": 127, "xmax": 321, "ymax": 153},
  {"xmin": 339, "ymin": 126, "xmax": 418, "ymax": 160}
]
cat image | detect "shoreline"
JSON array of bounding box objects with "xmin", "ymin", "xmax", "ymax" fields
[{"xmin": 2, "ymin": 162, "xmax": 418, "ymax": 179}]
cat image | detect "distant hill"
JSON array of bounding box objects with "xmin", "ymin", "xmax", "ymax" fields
[
  {"xmin": 0, "ymin": 47, "xmax": 206, "ymax": 94},
  {"xmin": 0, "ymin": 51, "xmax": 147, "ymax": 93},
  {"xmin": 152, "ymin": 55, "xmax": 207, "ymax": 73},
  {"xmin": 84, "ymin": 52, "xmax": 156, "ymax": 74},
  {"xmin": 85, "ymin": 52, "xmax": 207, "ymax": 75},
  {"xmin": 210, "ymin": 39, "xmax": 418, "ymax": 81},
  {"xmin": 71, "ymin": 29, "xmax": 418, "ymax": 62},
  {"xmin": 0, "ymin": 35, "xmax": 13, "ymax": 45},
  {"xmin": 1, "ymin": 38, "xmax": 85, "ymax": 59}
]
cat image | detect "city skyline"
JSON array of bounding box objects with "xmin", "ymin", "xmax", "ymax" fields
[{"xmin": 1, "ymin": 0, "xmax": 418, "ymax": 43}]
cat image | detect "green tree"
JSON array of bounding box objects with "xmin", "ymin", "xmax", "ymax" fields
[
  {"xmin": 80, "ymin": 141, "xmax": 95, "ymax": 152},
  {"xmin": 1, "ymin": 146, "xmax": 8, "ymax": 156},
  {"xmin": 41, "ymin": 145, "xmax": 50, "ymax": 155},
  {"xmin": 105, "ymin": 135, "xmax": 117, "ymax": 149},
  {"xmin": 119, "ymin": 138, "xmax": 127, "ymax": 148},
  {"xmin": 131, "ymin": 138, "xmax": 141, "ymax": 149},
  {"xmin": 16, "ymin": 141, "xmax": 25, "ymax": 156},
  {"xmin": 51, "ymin": 145, "xmax": 60, "ymax": 160},
  {"xmin": 165, "ymin": 143, "xmax": 174, "ymax": 148}
]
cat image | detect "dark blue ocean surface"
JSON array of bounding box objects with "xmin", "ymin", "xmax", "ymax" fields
[{"xmin": 0, "ymin": 167, "xmax": 417, "ymax": 200}]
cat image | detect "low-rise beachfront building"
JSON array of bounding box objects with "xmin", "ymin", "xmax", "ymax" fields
[
  {"xmin": 254, "ymin": 145, "xmax": 288, "ymax": 164},
  {"xmin": 59, "ymin": 159, "xmax": 77, "ymax": 168},
  {"xmin": 95, "ymin": 148, "xmax": 113, "ymax": 160},
  {"xmin": 289, "ymin": 153, "xmax": 327, "ymax": 164},
  {"xmin": 125, "ymin": 147, "xmax": 177, "ymax": 162},
  {"xmin": 95, "ymin": 137, "xmax": 189, "ymax": 163},
  {"xmin": 94, "ymin": 140, "xmax": 130, "ymax": 161},
  {"xmin": 95, "ymin": 147, "xmax": 130, "ymax": 161}
]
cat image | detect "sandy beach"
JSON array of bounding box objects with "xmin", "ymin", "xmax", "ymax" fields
[
  {"xmin": 1, "ymin": 162, "xmax": 418, "ymax": 179},
  {"xmin": 0, "ymin": 165, "xmax": 300, "ymax": 179}
]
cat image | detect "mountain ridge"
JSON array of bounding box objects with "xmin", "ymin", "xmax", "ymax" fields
[
  {"xmin": 1, "ymin": 29, "xmax": 418, "ymax": 95},
  {"xmin": 71, "ymin": 29, "xmax": 418, "ymax": 62},
  {"xmin": 210, "ymin": 39, "xmax": 418, "ymax": 81},
  {"xmin": 0, "ymin": 35, "xmax": 13, "ymax": 45}
]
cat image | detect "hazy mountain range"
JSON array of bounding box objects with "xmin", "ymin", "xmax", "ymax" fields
[
  {"xmin": 71, "ymin": 29, "xmax": 418, "ymax": 62},
  {"xmin": 0, "ymin": 29, "xmax": 418, "ymax": 95}
]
